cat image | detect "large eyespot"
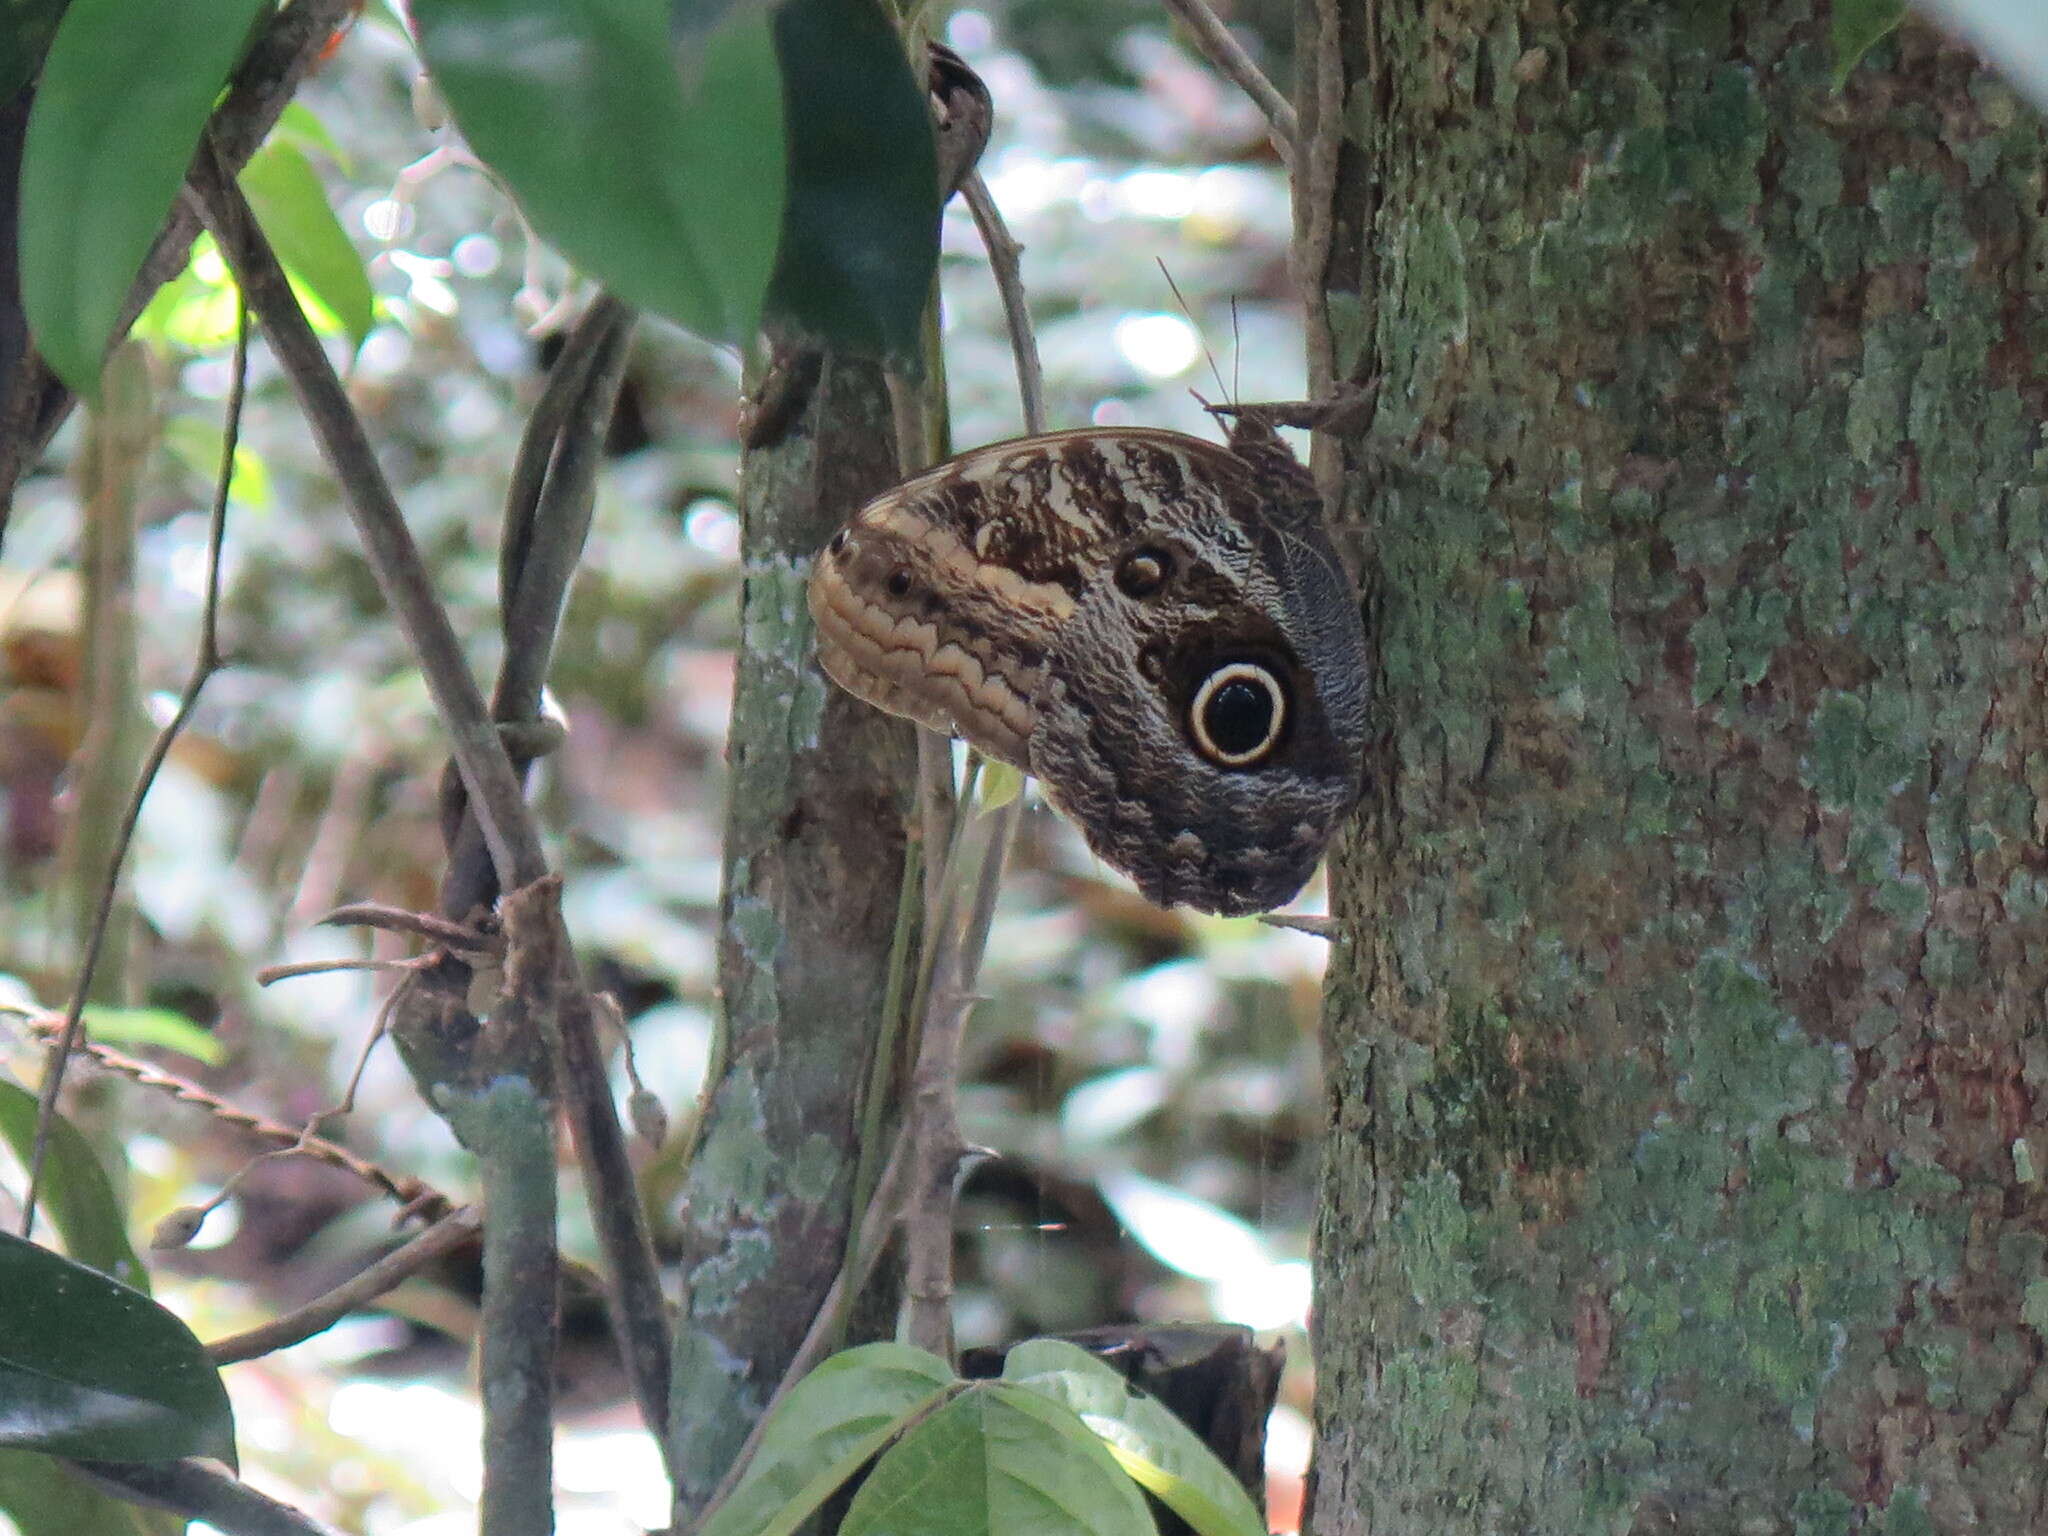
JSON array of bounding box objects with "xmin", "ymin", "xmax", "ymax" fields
[
  {"xmin": 1115, "ymin": 546, "xmax": 1174, "ymax": 598},
  {"xmin": 886, "ymin": 566, "xmax": 914, "ymax": 598},
  {"xmin": 1189, "ymin": 662, "xmax": 1287, "ymax": 767}
]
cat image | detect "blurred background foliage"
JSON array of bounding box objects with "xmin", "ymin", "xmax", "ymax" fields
[{"xmin": 0, "ymin": 2, "xmax": 1324, "ymax": 1530}]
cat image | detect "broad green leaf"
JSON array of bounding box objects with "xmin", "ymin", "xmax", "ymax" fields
[
  {"xmin": 0, "ymin": 1450, "xmax": 170, "ymax": 1536},
  {"xmin": 699, "ymin": 1342, "xmax": 956, "ymax": 1536},
  {"xmin": 413, "ymin": 0, "xmax": 784, "ymax": 348},
  {"xmin": 1829, "ymin": 0, "xmax": 1906, "ymax": 87},
  {"xmin": 0, "ymin": 1232, "xmax": 234, "ymax": 1465},
  {"xmin": 766, "ymin": 0, "xmax": 940, "ymax": 359},
  {"xmin": 240, "ymin": 139, "xmax": 375, "ymax": 347},
  {"xmin": 978, "ymin": 760, "xmax": 1024, "ymax": 814},
  {"xmin": 1003, "ymin": 1340, "xmax": 1265, "ymax": 1536},
  {"xmin": 0, "ymin": 0, "xmax": 68, "ymax": 99},
  {"xmin": 0, "ymin": 1081, "xmax": 145, "ymax": 1292},
  {"xmin": 133, "ymin": 239, "xmax": 242, "ymax": 351},
  {"xmin": 839, "ymin": 1381, "xmax": 1156, "ymax": 1536},
  {"xmin": 273, "ymin": 101, "xmax": 352, "ymax": 173},
  {"xmin": 161, "ymin": 417, "xmax": 273, "ymax": 510},
  {"xmin": 80, "ymin": 1007, "xmax": 224, "ymax": 1066},
  {"xmin": 19, "ymin": 0, "xmax": 276, "ymax": 396}
]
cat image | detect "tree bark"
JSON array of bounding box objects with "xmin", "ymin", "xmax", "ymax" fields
[
  {"xmin": 1305, "ymin": 6, "xmax": 2048, "ymax": 1532},
  {"xmin": 668, "ymin": 356, "xmax": 918, "ymax": 1516}
]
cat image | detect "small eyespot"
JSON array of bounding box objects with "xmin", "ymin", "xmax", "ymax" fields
[
  {"xmin": 1115, "ymin": 546, "xmax": 1174, "ymax": 598},
  {"xmin": 828, "ymin": 529, "xmax": 848, "ymax": 556},
  {"xmin": 1189, "ymin": 662, "xmax": 1287, "ymax": 767},
  {"xmin": 886, "ymin": 567, "xmax": 913, "ymax": 598}
]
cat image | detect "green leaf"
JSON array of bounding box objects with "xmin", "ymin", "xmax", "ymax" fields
[
  {"xmin": 239, "ymin": 139, "xmax": 375, "ymax": 347},
  {"xmin": 978, "ymin": 760, "xmax": 1024, "ymax": 814},
  {"xmin": 0, "ymin": 1232, "xmax": 234, "ymax": 1465},
  {"xmin": 0, "ymin": 1450, "xmax": 171, "ymax": 1536},
  {"xmin": 161, "ymin": 417, "xmax": 273, "ymax": 510},
  {"xmin": 699, "ymin": 1342, "xmax": 956, "ymax": 1536},
  {"xmin": 80, "ymin": 1007, "xmax": 225, "ymax": 1066},
  {"xmin": 413, "ymin": 0, "xmax": 784, "ymax": 348},
  {"xmin": 1003, "ymin": 1340, "xmax": 1265, "ymax": 1536},
  {"xmin": 0, "ymin": 0, "xmax": 68, "ymax": 100},
  {"xmin": 18, "ymin": 0, "xmax": 275, "ymax": 397},
  {"xmin": 765, "ymin": 0, "xmax": 940, "ymax": 359},
  {"xmin": 273, "ymin": 101, "xmax": 352, "ymax": 173},
  {"xmin": 840, "ymin": 1381, "xmax": 1156, "ymax": 1536},
  {"xmin": 1830, "ymin": 0, "xmax": 1907, "ymax": 88},
  {"xmin": 0, "ymin": 1082, "xmax": 146, "ymax": 1293},
  {"xmin": 133, "ymin": 238, "xmax": 243, "ymax": 352}
]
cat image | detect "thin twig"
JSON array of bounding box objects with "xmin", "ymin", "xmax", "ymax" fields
[
  {"xmin": 893, "ymin": 173, "xmax": 1046, "ymax": 1356},
  {"xmin": 1297, "ymin": 0, "xmax": 1346, "ymax": 413},
  {"xmin": 441, "ymin": 291, "xmax": 634, "ymax": 920},
  {"xmin": 435, "ymin": 285, "xmax": 673, "ymax": 1454},
  {"xmin": 1159, "ymin": 0, "xmax": 1298, "ymax": 167},
  {"xmin": 253, "ymin": 956, "xmax": 434, "ymax": 986},
  {"xmin": 554, "ymin": 977, "xmax": 675, "ymax": 1454},
  {"xmin": 10, "ymin": 1010, "xmax": 455, "ymax": 1221},
  {"xmin": 189, "ymin": 157, "xmax": 547, "ymax": 894},
  {"xmin": 21, "ymin": 295, "xmax": 247, "ymax": 1237},
  {"xmin": 899, "ymin": 789, "xmax": 1013, "ymax": 1357},
  {"xmin": 962, "ymin": 174, "xmax": 1047, "ymax": 436},
  {"xmin": 499, "ymin": 292, "xmax": 634, "ymax": 622},
  {"xmin": 208, "ymin": 1205, "xmax": 481, "ymax": 1363},
  {"xmin": 67, "ymin": 1458, "xmax": 348, "ymax": 1536},
  {"xmin": 320, "ymin": 901, "xmax": 499, "ymax": 950},
  {"xmin": 834, "ymin": 836, "xmax": 925, "ymax": 1355}
]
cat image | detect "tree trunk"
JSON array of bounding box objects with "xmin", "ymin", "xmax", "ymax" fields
[
  {"xmin": 1304, "ymin": 6, "xmax": 2048, "ymax": 1531},
  {"xmin": 668, "ymin": 356, "xmax": 919, "ymax": 1515}
]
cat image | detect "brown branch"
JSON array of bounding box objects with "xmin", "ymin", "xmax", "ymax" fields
[
  {"xmin": 1159, "ymin": 0, "xmax": 1298, "ymax": 166},
  {"xmin": 439, "ymin": 289, "xmax": 634, "ymax": 920},
  {"xmin": 67, "ymin": 1458, "xmax": 346, "ymax": 1536},
  {"xmin": 962, "ymin": 174, "xmax": 1048, "ymax": 437},
  {"xmin": 896, "ymin": 173, "xmax": 1040, "ymax": 1357},
  {"xmin": 193, "ymin": 173, "xmax": 660, "ymax": 1458},
  {"xmin": 11, "ymin": 1011, "xmax": 455, "ymax": 1221},
  {"xmin": 318, "ymin": 901, "xmax": 501, "ymax": 951},
  {"xmin": 427, "ymin": 285, "xmax": 672, "ymax": 1451},
  {"xmin": 208, "ymin": 1205, "xmax": 482, "ymax": 1364},
  {"xmin": 189, "ymin": 157, "xmax": 547, "ymax": 894}
]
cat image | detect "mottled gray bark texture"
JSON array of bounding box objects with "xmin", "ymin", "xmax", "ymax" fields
[
  {"xmin": 1306, "ymin": 6, "xmax": 2048, "ymax": 1532},
  {"xmin": 669, "ymin": 357, "xmax": 918, "ymax": 1514}
]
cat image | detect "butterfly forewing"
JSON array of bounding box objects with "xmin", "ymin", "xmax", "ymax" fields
[{"xmin": 807, "ymin": 423, "xmax": 1369, "ymax": 914}]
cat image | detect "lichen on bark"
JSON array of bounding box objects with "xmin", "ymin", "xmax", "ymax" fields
[
  {"xmin": 1308, "ymin": 6, "xmax": 2048, "ymax": 1531},
  {"xmin": 668, "ymin": 357, "xmax": 918, "ymax": 1514}
]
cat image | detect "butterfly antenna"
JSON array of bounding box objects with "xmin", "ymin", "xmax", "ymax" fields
[
  {"xmin": 1155, "ymin": 257, "xmax": 1231, "ymax": 410},
  {"xmin": 1229, "ymin": 295, "xmax": 1242, "ymax": 408}
]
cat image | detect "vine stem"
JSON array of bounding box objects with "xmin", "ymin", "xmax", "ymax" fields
[
  {"xmin": 1159, "ymin": 0, "xmax": 1298, "ymax": 167},
  {"xmin": 188, "ymin": 158, "xmax": 546, "ymax": 892},
  {"xmin": 21, "ymin": 293, "xmax": 247, "ymax": 1238},
  {"xmin": 894, "ymin": 171, "xmax": 1046, "ymax": 1357}
]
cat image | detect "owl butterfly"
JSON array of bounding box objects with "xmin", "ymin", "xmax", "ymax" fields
[{"xmin": 807, "ymin": 408, "xmax": 1370, "ymax": 915}]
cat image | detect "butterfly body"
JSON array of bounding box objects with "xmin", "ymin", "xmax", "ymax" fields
[{"xmin": 807, "ymin": 418, "xmax": 1369, "ymax": 915}]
